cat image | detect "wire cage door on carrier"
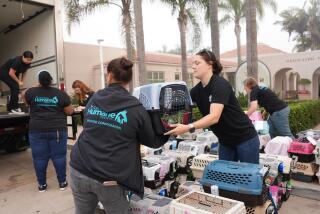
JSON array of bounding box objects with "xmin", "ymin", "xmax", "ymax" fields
[{"xmin": 133, "ymin": 82, "xmax": 193, "ymax": 134}]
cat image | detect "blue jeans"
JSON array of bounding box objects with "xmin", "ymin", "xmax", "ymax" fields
[
  {"xmin": 219, "ymin": 135, "xmax": 260, "ymax": 164},
  {"xmin": 29, "ymin": 131, "xmax": 67, "ymax": 186},
  {"xmin": 268, "ymin": 106, "xmax": 294, "ymax": 139}
]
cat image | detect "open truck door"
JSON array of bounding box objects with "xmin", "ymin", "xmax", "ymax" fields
[{"xmin": 0, "ymin": 0, "xmax": 64, "ymax": 152}]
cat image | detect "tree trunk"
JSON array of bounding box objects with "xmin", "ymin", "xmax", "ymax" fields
[
  {"xmin": 178, "ymin": 12, "xmax": 188, "ymax": 83},
  {"xmin": 209, "ymin": 0, "xmax": 220, "ymax": 59},
  {"xmin": 123, "ymin": 3, "xmax": 134, "ymax": 92},
  {"xmin": 133, "ymin": 0, "xmax": 147, "ymax": 86},
  {"xmin": 235, "ymin": 19, "xmax": 242, "ymax": 67},
  {"xmin": 245, "ymin": 0, "xmax": 258, "ymax": 79}
]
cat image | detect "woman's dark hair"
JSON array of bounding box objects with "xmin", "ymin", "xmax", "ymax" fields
[
  {"xmin": 107, "ymin": 57, "xmax": 133, "ymax": 83},
  {"xmin": 23, "ymin": 51, "xmax": 33, "ymax": 59},
  {"xmin": 196, "ymin": 49, "xmax": 223, "ymax": 75},
  {"xmin": 38, "ymin": 70, "xmax": 52, "ymax": 88}
]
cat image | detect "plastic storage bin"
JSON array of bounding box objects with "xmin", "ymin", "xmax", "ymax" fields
[
  {"xmin": 200, "ymin": 160, "xmax": 269, "ymax": 207},
  {"xmin": 130, "ymin": 192, "xmax": 172, "ymax": 214},
  {"xmin": 170, "ymin": 191, "xmax": 246, "ymax": 214},
  {"xmin": 190, "ymin": 154, "xmax": 218, "ymax": 179},
  {"xmin": 291, "ymin": 162, "xmax": 319, "ymax": 182},
  {"xmin": 288, "ymin": 139, "xmax": 315, "ymax": 163},
  {"xmin": 133, "ymin": 82, "xmax": 193, "ymax": 134}
]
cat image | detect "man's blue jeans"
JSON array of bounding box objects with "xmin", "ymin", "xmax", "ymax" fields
[
  {"xmin": 219, "ymin": 135, "xmax": 260, "ymax": 164},
  {"xmin": 29, "ymin": 131, "xmax": 67, "ymax": 185},
  {"xmin": 268, "ymin": 106, "xmax": 294, "ymax": 139}
]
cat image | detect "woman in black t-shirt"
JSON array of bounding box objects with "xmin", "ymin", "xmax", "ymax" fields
[
  {"xmin": 244, "ymin": 77, "xmax": 293, "ymax": 139},
  {"xmin": 165, "ymin": 49, "xmax": 259, "ymax": 164},
  {"xmin": 23, "ymin": 71, "xmax": 74, "ymax": 192}
]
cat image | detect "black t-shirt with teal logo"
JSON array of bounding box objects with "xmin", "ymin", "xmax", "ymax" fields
[
  {"xmin": 250, "ymin": 85, "xmax": 287, "ymax": 114},
  {"xmin": 0, "ymin": 56, "xmax": 30, "ymax": 78},
  {"xmin": 190, "ymin": 75, "xmax": 257, "ymax": 145},
  {"xmin": 25, "ymin": 87, "xmax": 71, "ymax": 132}
]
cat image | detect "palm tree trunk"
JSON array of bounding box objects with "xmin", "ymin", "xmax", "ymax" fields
[
  {"xmin": 178, "ymin": 13, "xmax": 188, "ymax": 83},
  {"xmin": 133, "ymin": 0, "xmax": 147, "ymax": 86},
  {"xmin": 123, "ymin": 3, "xmax": 134, "ymax": 91},
  {"xmin": 235, "ymin": 19, "xmax": 242, "ymax": 67},
  {"xmin": 209, "ymin": 0, "xmax": 220, "ymax": 59},
  {"xmin": 245, "ymin": 0, "xmax": 258, "ymax": 79}
]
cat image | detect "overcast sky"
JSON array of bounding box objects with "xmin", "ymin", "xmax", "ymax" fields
[{"xmin": 63, "ymin": 0, "xmax": 305, "ymax": 54}]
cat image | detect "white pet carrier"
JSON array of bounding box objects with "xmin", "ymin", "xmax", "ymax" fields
[
  {"xmin": 142, "ymin": 160, "xmax": 163, "ymax": 189},
  {"xmin": 143, "ymin": 154, "xmax": 177, "ymax": 181},
  {"xmin": 190, "ymin": 154, "xmax": 219, "ymax": 180},
  {"xmin": 133, "ymin": 82, "xmax": 193, "ymax": 134},
  {"xmin": 178, "ymin": 140, "xmax": 211, "ymax": 156},
  {"xmin": 170, "ymin": 191, "xmax": 246, "ymax": 214}
]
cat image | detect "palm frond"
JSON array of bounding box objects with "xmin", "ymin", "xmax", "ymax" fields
[{"xmin": 186, "ymin": 8, "xmax": 202, "ymax": 50}]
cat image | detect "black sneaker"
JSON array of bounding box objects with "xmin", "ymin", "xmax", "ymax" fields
[
  {"xmin": 59, "ymin": 181, "xmax": 68, "ymax": 191},
  {"xmin": 38, "ymin": 184, "xmax": 47, "ymax": 192}
]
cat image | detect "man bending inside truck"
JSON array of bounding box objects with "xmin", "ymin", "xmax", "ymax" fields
[{"xmin": 0, "ymin": 51, "xmax": 33, "ymax": 114}]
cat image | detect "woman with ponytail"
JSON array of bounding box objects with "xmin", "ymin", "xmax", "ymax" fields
[
  {"xmin": 165, "ymin": 49, "xmax": 259, "ymax": 164},
  {"xmin": 23, "ymin": 70, "xmax": 74, "ymax": 192}
]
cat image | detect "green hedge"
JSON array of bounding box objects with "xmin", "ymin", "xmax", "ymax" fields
[
  {"xmin": 192, "ymin": 100, "xmax": 320, "ymax": 136},
  {"xmin": 289, "ymin": 100, "xmax": 320, "ymax": 135}
]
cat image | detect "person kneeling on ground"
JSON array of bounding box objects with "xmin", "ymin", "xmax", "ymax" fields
[{"xmin": 69, "ymin": 57, "xmax": 169, "ymax": 214}]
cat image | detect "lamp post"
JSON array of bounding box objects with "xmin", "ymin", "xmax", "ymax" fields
[{"xmin": 97, "ymin": 39, "xmax": 105, "ymax": 89}]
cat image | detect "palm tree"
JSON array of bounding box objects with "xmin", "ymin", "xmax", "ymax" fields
[
  {"xmin": 218, "ymin": 0, "xmax": 277, "ymax": 67},
  {"xmin": 208, "ymin": 0, "xmax": 220, "ymax": 59},
  {"xmin": 133, "ymin": 0, "xmax": 147, "ymax": 86},
  {"xmin": 276, "ymin": 0, "xmax": 320, "ymax": 52},
  {"xmin": 245, "ymin": 0, "xmax": 258, "ymax": 79},
  {"xmin": 65, "ymin": 0, "xmax": 135, "ymax": 73},
  {"xmin": 158, "ymin": 0, "xmax": 202, "ymax": 82}
]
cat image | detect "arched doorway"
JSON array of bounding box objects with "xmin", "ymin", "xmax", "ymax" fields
[
  {"xmin": 235, "ymin": 61, "xmax": 271, "ymax": 94},
  {"xmin": 274, "ymin": 68, "xmax": 292, "ymax": 99},
  {"xmin": 312, "ymin": 67, "xmax": 320, "ymax": 99}
]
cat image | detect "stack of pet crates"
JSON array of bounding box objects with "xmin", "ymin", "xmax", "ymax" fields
[{"xmin": 288, "ymin": 137, "xmax": 318, "ymax": 182}]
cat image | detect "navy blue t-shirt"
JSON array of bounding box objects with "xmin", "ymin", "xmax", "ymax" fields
[{"xmin": 25, "ymin": 87, "xmax": 71, "ymax": 132}]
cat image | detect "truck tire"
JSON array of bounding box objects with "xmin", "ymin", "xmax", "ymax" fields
[{"xmin": 5, "ymin": 133, "xmax": 29, "ymax": 153}]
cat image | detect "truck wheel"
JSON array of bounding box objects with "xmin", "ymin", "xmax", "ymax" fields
[{"xmin": 5, "ymin": 134, "xmax": 29, "ymax": 153}]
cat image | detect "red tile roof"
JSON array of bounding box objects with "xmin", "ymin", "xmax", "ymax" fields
[{"xmin": 221, "ymin": 43, "xmax": 286, "ymax": 59}]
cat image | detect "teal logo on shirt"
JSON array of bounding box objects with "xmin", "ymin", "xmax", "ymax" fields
[
  {"xmin": 34, "ymin": 96, "xmax": 59, "ymax": 106},
  {"xmin": 86, "ymin": 105, "xmax": 128, "ymax": 130}
]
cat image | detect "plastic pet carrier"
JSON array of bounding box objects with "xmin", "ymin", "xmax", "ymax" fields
[
  {"xmin": 196, "ymin": 130, "xmax": 219, "ymax": 144},
  {"xmin": 178, "ymin": 140, "xmax": 211, "ymax": 156},
  {"xmin": 175, "ymin": 181, "xmax": 204, "ymax": 198},
  {"xmin": 200, "ymin": 160, "xmax": 269, "ymax": 207},
  {"xmin": 245, "ymin": 201, "xmax": 275, "ymax": 214},
  {"xmin": 190, "ymin": 154, "xmax": 218, "ymax": 180},
  {"xmin": 313, "ymin": 141, "xmax": 320, "ymax": 165},
  {"xmin": 297, "ymin": 129, "xmax": 320, "ymax": 140},
  {"xmin": 133, "ymin": 82, "xmax": 193, "ymax": 134},
  {"xmin": 170, "ymin": 191, "xmax": 246, "ymax": 214},
  {"xmin": 163, "ymin": 150, "xmax": 194, "ymax": 172},
  {"xmin": 130, "ymin": 191, "xmax": 172, "ymax": 214},
  {"xmin": 291, "ymin": 162, "xmax": 319, "ymax": 182},
  {"xmin": 142, "ymin": 160, "xmax": 163, "ymax": 189},
  {"xmin": 143, "ymin": 154, "xmax": 177, "ymax": 181},
  {"xmin": 288, "ymin": 139, "xmax": 315, "ymax": 163},
  {"xmin": 259, "ymin": 154, "xmax": 292, "ymax": 181}
]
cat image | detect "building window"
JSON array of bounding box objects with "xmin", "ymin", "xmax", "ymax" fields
[
  {"xmin": 147, "ymin": 71, "xmax": 165, "ymax": 83},
  {"xmin": 187, "ymin": 73, "xmax": 194, "ymax": 88},
  {"xmin": 175, "ymin": 73, "xmax": 180, "ymax": 81}
]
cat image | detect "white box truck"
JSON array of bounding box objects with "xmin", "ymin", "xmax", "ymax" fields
[{"xmin": 0, "ymin": 0, "xmax": 64, "ymax": 152}]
